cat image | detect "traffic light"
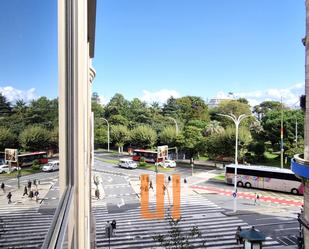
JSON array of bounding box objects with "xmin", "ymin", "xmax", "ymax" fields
[{"xmin": 300, "ymin": 95, "xmax": 306, "ymax": 111}]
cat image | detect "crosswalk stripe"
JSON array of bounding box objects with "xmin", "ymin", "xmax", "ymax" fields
[{"xmin": 93, "ymin": 195, "xmax": 281, "ymax": 249}]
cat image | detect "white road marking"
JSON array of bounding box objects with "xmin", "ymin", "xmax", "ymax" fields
[{"xmin": 117, "ymin": 198, "xmax": 125, "ymax": 208}]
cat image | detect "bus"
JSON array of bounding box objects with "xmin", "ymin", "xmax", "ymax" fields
[
  {"xmin": 132, "ymin": 149, "xmax": 162, "ymax": 163},
  {"xmin": 11, "ymin": 151, "xmax": 48, "ymax": 167},
  {"xmin": 225, "ymin": 164, "xmax": 304, "ymax": 195}
]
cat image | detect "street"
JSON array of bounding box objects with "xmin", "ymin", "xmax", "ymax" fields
[{"xmin": 0, "ymin": 153, "xmax": 303, "ymax": 248}]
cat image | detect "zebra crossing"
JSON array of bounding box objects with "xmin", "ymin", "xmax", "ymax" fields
[
  {"xmin": 93, "ymin": 195, "xmax": 281, "ymax": 249},
  {"xmin": 0, "ymin": 186, "xmax": 56, "ymax": 249},
  {"xmin": 0, "ymin": 202, "xmax": 54, "ymax": 248}
]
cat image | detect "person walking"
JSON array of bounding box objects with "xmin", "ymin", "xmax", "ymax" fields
[
  {"xmin": 7, "ymin": 192, "xmax": 12, "ymax": 204},
  {"xmin": 29, "ymin": 190, "xmax": 34, "ymax": 200},
  {"xmin": 1, "ymin": 182, "xmax": 5, "ymax": 193},
  {"xmin": 27, "ymin": 180, "xmax": 32, "ymax": 190},
  {"xmin": 95, "ymin": 188, "xmax": 100, "ymax": 200},
  {"xmin": 23, "ymin": 186, "xmax": 28, "ymax": 196},
  {"xmin": 254, "ymin": 193, "xmax": 260, "ymax": 205},
  {"xmin": 168, "ymin": 176, "xmax": 171, "ymax": 183},
  {"xmin": 235, "ymin": 226, "xmax": 242, "ymax": 244},
  {"xmin": 184, "ymin": 178, "xmax": 187, "ymax": 184},
  {"xmin": 34, "ymin": 190, "xmax": 39, "ymax": 202},
  {"xmin": 149, "ymin": 180, "xmax": 153, "ymax": 191},
  {"xmin": 111, "ymin": 220, "xmax": 117, "ymax": 236}
]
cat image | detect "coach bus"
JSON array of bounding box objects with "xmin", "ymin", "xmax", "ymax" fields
[
  {"xmin": 132, "ymin": 149, "xmax": 163, "ymax": 163},
  {"xmin": 225, "ymin": 164, "xmax": 304, "ymax": 195},
  {"xmin": 11, "ymin": 151, "xmax": 48, "ymax": 167}
]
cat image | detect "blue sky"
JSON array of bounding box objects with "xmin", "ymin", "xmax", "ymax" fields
[{"xmin": 0, "ymin": 1, "xmax": 306, "ymax": 106}]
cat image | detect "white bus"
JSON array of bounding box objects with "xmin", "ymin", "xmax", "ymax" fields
[{"xmin": 225, "ymin": 164, "xmax": 304, "ymax": 195}]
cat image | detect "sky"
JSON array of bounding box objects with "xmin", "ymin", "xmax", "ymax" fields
[{"xmin": 0, "ymin": 0, "xmax": 306, "ymax": 107}]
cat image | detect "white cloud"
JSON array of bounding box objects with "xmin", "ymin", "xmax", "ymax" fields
[
  {"xmin": 0, "ymin": 86, "xmax": 38, "ymax": 103},
  {"xmin": 140, "ymin": 89, "xmax": 181, "ymax": 104},
  {"xmin": 215, "ymin": 82, "xmax": 305, "ymax": 107},
  {"xmin": 98, "ymin": 95, "xmax": 109, "ymax": 105}
]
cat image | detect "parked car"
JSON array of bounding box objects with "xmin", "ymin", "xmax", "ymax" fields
[
  {"xmin": 118, "ymin": 158, "xmax": 137, "ymax": 169},
  {"xmin": 42, "ymin": 160, "xmax": 60, "ymax": 172},
  {"xmin": 156, "ymin": 160, "xmax": 177, "ymax": 168},
  {"xmin": 0, "ymin": 165, "xmax": 21, "ymax": 174}
]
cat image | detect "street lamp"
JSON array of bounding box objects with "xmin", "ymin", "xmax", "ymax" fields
[
  {"xmin": 101, "ymin": 118, "xmax": 110, "ymax": 152},
  {"xmin": 167, "ymin": 117, "xmax": 179, "ymax": 160},
  {"xmin": 218, "ymin": 113, "xmax": 249, "ymax": 213}
]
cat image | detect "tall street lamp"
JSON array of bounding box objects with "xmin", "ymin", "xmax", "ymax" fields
[
  {"xmin": 101, "ymin": 118, "xmax": 110, "ymax": 152},
  {"xmin": 218, "ymin": 113, "xmax": 249, "ymax": 213},
  {"xmin": 167, "ymin": 117, "xmax": 179, "ymax": 160}
]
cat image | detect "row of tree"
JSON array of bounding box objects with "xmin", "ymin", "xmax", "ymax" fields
[
  {"xmin": 0, "ymin": 92, "xmax": 304, "ymax": 163},
  {"xmin": 0, "ymin": 94, "xmax": 58, "ymax": 152},
  {"xmin": 93, "ymin": 93, "xmax": 304, "ymax": 163}
]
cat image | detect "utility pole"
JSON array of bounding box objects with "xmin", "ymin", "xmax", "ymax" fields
[{"xmin": 218, "ymin": 113, "xmax": 248, "ymax": 213}]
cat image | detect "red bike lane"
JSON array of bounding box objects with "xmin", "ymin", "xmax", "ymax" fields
[{"xmin": 190, "ymin": 185, "xmax": 304, "ymax": 207}]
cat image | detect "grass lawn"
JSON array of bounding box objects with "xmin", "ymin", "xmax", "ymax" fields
[
  {"xmin": 210, "ymin": 174, "xmax": 225, "ymax": 181},
  {"xmin": 99, "ymin": 158, "xmax": 119, "ymax": 165},
  {"xmin": 137, "ymin": 164, "xmax": 175, "ymax": 172},
  {"xmin": 258, "ymin": 151, "xmax": 290, "ymax": 168}
]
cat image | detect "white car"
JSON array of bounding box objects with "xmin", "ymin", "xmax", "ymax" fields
[
  {"xmin": 0, "ymin": 165, "xmax": 21, "ymax": 174},
  {"xmin": 42, "ymin": 161, "xmax": 60, "ymax": 172},
  {"xmin": 118, "ymin": 158, "xmax": 137, "ymax": 169},
  {"xmin": 157, "ymin": 160, "xmax": 177, "ymax": 168}
]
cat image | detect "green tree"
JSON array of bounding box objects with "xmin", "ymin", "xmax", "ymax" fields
[
  {"xmin": 49, "ymin": 128, "xmax": 59, "ymax": 150},
  {"xmin": 162, "ymin": 97, "xmax": 179, "ymax": 118},
  {"xmin": 0, "ymin": 127, "xmax": 17, "ymax": 151},
  {"xmin": 159, "ymin": 126, "xmax": 177, "ymax": 146},
  {"xmin": 19, "ymin": 125, "xmax": 51, "ymax": 151},
  {"xmin": 176, "ymin": 96, "xmax": 209, "ymax": 122},
  {"xmin": 253, "ymin": 101, "xmax": 283, "ymax": 120},
  {"xmin": 94, "ymin": 126, "xmax": 107, "ymax": 149},
  {"xmin": 0, "ymin": 93, "xmax": 12, "ymax": 116},
  {"xmin": 204, "ymin": 126, "xmax": 252, "ymax": 161},
  {"xmin": 111, "ymin": 125, "xmax": 130, "ymax": 153},
  {"xmin": 177, "ymin": 126, "xmax": 204, "ymax": 161},
  {"xmin": 25, "ymin": 97, "xmax": 58, "ymax": 129},
  {"xmin": 130, "ymin": 125, "xmax": 157, "ymax": 148},
  {"xmin": 203, "ymin": 120, "xmax": 224, "ymax": 136},
  {"xmin": 261, "ymin": 109, "xmax": 304, "ymax": 150},
  {"xmin": 104, "ymin": 93, "xmax": 129, "ymax": 118}
]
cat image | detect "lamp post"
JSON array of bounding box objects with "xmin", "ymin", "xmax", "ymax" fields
[
  {"xmin": 218, "ymin": 113, "xmax": 249, "ymax": 213},
  {"xmin": 167, "ymin": 117, "xmax": 179, "ymax": 160},
  {"xmin": 101, "ymin": 118, "xmax": 110, "ymax": 152}
]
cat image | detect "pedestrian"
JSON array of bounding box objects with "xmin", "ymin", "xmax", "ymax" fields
[
  {"xmin": 33, "ymin": 179, "xmax": 37, "ymax": 186},
  {"xmin": 105, "ymin": 221, "xmax": 112, "ymax": 238},
  {"xmin": 7, "ymin": 192, "xmax": 12, "ymax": 204},
  {"xmin": 235, "ymin": 226, "xmax": 242, "ymax": 244},
  {"xmin": 34, "ymin": 190, "xmax": 39, "ymax": 202},
  {"xmin": 29, "ymin": 190, "xmax": 34, "ymax": 200},
  {"xmin": 23, "ymin": 186, "xmax": 28, "ymax": 196},
  {"xmin": 254, "ymin": 193, "xmax": 260, "ymax": 205},
  {"xmin": 168, "ymin": 176, "xmax": 171, "ymax": 183},
  {"xmin": 27, "ymin": 180, "xmax": 32, "ymax": 190},
  {"xmin": 1, "ymin": 182, "xmax": 5, "ymax": 192},
  {"xmin": 111, "ymin": 220, "xmax": 117, "ymax": 235},
  {"xmin": 149, "ymin": 180, "xmax": 153, "ymax": 190},
  {"xmin": 95, "ymin": 188, "xmax": 100, "ymax": 199},
  {"xmin": 184, "ymin": 178, "xmax": 187, "ymax": 184}
]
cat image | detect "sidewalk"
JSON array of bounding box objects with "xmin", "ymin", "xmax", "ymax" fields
[{"xmin": 0, "ymin": 181, "xmax": 53, "ymax": 207}]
